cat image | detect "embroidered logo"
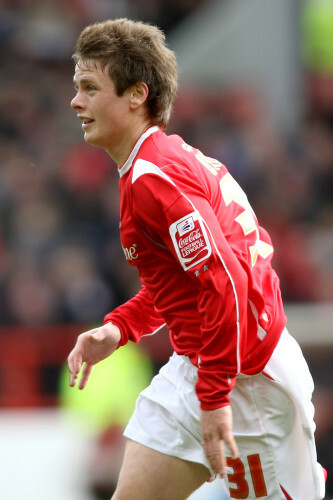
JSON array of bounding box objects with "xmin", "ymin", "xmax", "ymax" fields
[
  {"xmin": 169, "ymin": 211, "xmax": 212, "ymax": 270},
  {"xmin": 177, "ymin": 216, "xmax": 195, "ymax": 237}
]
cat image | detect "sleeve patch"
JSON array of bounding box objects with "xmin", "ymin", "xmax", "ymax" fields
[{"xmin": 169, "ymin": 211, "xmax": 212, "ymax": 270}]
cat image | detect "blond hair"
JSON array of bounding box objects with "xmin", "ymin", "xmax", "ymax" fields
[{"xmin": 73, "ymin": 18, "xmax": 178, "ymax": 128}]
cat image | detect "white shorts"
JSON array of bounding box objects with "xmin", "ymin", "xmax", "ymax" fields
[{"xmin": 124, "ymin": 329, "xmax": 326, "ymax": 499}]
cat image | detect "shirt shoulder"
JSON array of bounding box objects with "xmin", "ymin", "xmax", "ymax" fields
[
  {"xmin": 136, "ymin": 130, "xmax": 188, "ymax": 171},
  {"xmin": 129, "ymin": 131, "xmax": 187, "ymax": 211},
  {"xmin": 132, "ymin": 158, "xmax": 176, "ymax": 187},
  {"xmin": 132, "ymin": 131, "xmax": 222, "ymax": 196}
]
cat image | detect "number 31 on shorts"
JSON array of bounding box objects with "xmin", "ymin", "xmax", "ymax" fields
[{"xmin": 227, "ymin": 454, "xmax": 268, "ymax": 498}]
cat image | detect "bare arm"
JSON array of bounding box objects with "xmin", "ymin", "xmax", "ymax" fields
[
  {"xmin": 200, "ymin": 405, "xmax": 238, "ymax": 478},
  {"xmin": 67, "ymin": 322, "xmax": 121, "ymax": 390}
]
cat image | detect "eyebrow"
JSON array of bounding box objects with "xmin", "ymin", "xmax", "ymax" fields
[{"xmin": 73, "ymin": 78, "xmax": 96, "ymax": 89}]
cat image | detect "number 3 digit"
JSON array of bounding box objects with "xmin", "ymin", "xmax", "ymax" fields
[
  {"xmin": 227, "ymin": 454, "xmax": 268, "ymax": 498},
  {"xmin": 227, "ymin": 457, "xmax": 249, "ymax": 499}
]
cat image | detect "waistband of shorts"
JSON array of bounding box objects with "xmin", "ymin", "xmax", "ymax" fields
[{"xmin": 170, "ymin": 352, "xmax": 198, "ymax": 375}]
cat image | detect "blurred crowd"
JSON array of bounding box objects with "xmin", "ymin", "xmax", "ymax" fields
[{"xmin": 0, "ymin": 0, "xmax": 333, "ymax": 327}]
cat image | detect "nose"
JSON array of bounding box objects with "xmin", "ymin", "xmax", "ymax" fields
[{"xmin": 71, "ymin": 92, "xmax": 84, "ymax": 110}]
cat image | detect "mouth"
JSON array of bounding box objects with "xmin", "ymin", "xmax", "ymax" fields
[{"xmin": 79, "ymin": 117, "xmax": 94, "ymax": 130}]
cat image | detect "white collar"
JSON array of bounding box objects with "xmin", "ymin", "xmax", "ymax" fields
[{"xmin": 118, "ymin": 126, "xmax": 160, "ymax": 178}]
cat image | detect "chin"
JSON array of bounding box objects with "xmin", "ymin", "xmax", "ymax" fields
[{"xmin": 84, "ymin": 134, "xmax": 102, "ymax": 148}]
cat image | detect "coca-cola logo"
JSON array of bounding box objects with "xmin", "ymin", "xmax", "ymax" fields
[
  {"xmin": 170, "ymin": 210, "xmax": 212, "ymax": 271},
  {"xmin": 178, "ymin": 229, "xmax": 202, "ymax": 248}
]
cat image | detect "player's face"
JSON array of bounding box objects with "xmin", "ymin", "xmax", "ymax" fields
[{"xmin": 71, "ymin": 60, "xmax": 132, "ymax": 157}]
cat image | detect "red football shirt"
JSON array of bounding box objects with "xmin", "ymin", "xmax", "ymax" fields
[{"xmin": 104, "ymin": 126, "xmax": 286, "ymax": 410}]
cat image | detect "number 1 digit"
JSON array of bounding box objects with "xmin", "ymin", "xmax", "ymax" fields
[{"xmin": 248, "ymin": 454, "xmax": 268, "ymax": 497}]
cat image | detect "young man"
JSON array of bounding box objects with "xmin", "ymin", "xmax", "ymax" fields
[{"xmin": 68, "ymin": 18, "xmax": 326, "ymax": 499}]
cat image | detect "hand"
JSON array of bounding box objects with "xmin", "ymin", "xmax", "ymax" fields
[
  {"xmin": 200, "ymin": 405, "xmax": 238, "ymax": 478},
  {"xmin": 67, "ymin": 322, "xmax": 121, "ymax": 390}
]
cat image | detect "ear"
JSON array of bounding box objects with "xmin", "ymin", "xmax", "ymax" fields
[{"xmin": 129, "ymin": 82, "xmax": 149, "ymax": 109}]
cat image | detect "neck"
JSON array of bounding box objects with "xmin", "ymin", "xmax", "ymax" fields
[{"xmin": 106, "ymin": 120, "xmax": 153, "ymax": 166}]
